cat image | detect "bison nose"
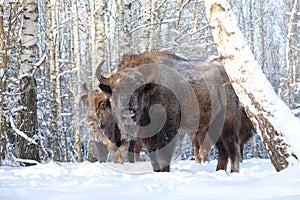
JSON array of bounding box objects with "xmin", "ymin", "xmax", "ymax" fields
[
  {"xmin": 86, "ymin": 120, "xmax": 94, "ymax": 127},
  {"xmin": 121, "ymin": 109, "xmax": 136, "ymax": 120}
]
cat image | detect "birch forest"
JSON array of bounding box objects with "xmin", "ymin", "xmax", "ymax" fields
[{"xmin": 0, "ymin": 0, "xmax": 299, "ymax": 166}]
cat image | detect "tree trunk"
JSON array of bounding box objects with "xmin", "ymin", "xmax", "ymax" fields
[
  {"xmin": 46, "ymin": 0, "xmax": 60, "ymax": 161},
  {"xmin": 18, "ymin": 0, "xmax": 39, "ymax": 165},
  {"xmin": 123, "ymin": 0, "xmax": 133, "ymax": 53},
  {"xmin": 86, "ymin": 0, "xmax": 105, "ymax": 87},
  {"xmin": 249, "ymin": 0, "xmax": 254, "ymax": 53},
  {"xmin": 204, "ymin": 0, "xmax": 300, "ymax": 172},
  {"xmin": 141, "ymin": 0, "xmax": 151, "ymax": 51},
  {"xmin": 258, "ymin": 0, "xmax": 264, "ymax": 69},
  {"xmin": 285, "ymin": 0, "xmax": 299, "ymax": 107},
  {"xmin": 0, "ymin": 4, "xmax": 7, "ymax": 165},
  {"xmin": 104, "ymin": 2, "xmax": 112, "ymax": 73},
  {"xmin": 73, "ymin": 0, "xmax": 82, "ymax": 162}
]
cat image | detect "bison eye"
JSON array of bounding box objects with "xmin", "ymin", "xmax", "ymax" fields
[{"xmin": 105, "ymin": 99, "xmax": 111, "ymax": 109}]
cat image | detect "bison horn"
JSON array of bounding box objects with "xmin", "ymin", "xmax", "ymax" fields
[
  {"xmin": 82, "ymin": 82, "xmax": 89, "ymax": 94},
  {"xmin": 95, "ymin": 60, "xmax": 105, "ymax": 81},
  {"xmin": 99, "ymin": 75, "xmax": 112, "ymax": 86}
]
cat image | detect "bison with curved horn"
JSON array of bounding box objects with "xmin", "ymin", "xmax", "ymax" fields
[
  {"xmin": 91, "ymin": 51, "xmax": 255, "ymax": 172},
  {"xmin": 81, "ymin": 61, "xmax": 142, "ymax": 163}
]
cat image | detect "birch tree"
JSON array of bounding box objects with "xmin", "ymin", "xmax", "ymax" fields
[
  {"xmin": 17, "ymin": 0, "xmax": 39, "ymax": 165},
  {"xmin": 85, "ymin": 0, "xmax": 106, "ymax": 87},
  {"xmin": 45, "ymin": 0, "xmax": 60, "ymax": 161},
  {"xmin": 285, "ymin": 0, "xmax": 299, "ymax": 108},
  {"xmin": 0, "ymin": 4, "xmax": 6, "ymax": 165},
  {"xmin": 73, "ymin": 0, "xmax": 83, "ymax": 162},
  {"xmin": 204, "ymin": 0, "xmax": 300, "ymax": 171},
  {"xmin": 257, "ymin": 0, "xmax": 264, "ymax": 69}
]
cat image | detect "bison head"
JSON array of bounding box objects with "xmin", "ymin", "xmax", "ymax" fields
[
  {"xmin": 81, "ymin": 82, "xmax": 122, "ymax": 153},
  {"xmin": 96, "ymin": 64, "xmax": 159, "ymax": 141}
]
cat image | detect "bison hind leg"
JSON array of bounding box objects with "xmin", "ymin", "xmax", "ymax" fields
[
  {"xmin": 193, "ymin": 146, "xmax": 201, "ymax": 164},
  {"xmin": 216, "ymin": 142, "xmax": 229, "ymax": 171},
  {"xmin": 228, "ymin": 142, "xmax": 241, "ymax": 173}
]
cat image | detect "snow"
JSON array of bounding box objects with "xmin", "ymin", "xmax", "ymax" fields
[{"xmin": 1, "ymin": 159, "xmax": 300, "ymax": 199}]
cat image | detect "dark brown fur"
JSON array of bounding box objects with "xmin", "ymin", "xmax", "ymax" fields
[
  {"xmin": 99, "ymin": 80, "xmax": 181, "ymax": 172},
  {"xmin": 239, "ymin": 108, "xmax": 256, "ymax": 160},
  {"xmin": 192, "ymin": 107, "xmax": 255, "ymax": 164}
]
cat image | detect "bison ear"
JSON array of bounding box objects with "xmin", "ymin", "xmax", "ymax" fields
[
  {"xmin": 81, "ymin": 83, "xmax": 89, "ymax": 105},
  {"xmin": 99, "ymin": 83, "xmax": 112, "ymax": 95},
  {"xmin": 82, "ymin": 82, "xmax": 89, "ymax": 94},
  {"xmin": 137, "ymin": 63, "xmax": 157, "ymax": 83},
  {"xmin": 81, "ymin": 94, "xmax": 88, "ymax": 106}
]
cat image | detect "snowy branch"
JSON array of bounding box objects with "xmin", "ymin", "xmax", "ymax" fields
[
  {"xmin": 15, "ymin": 158, "xmax": 39, "ymax": 165},
  {"xmin": 10, "ymin": 116, "xmax": 37, "ymax": 145}
]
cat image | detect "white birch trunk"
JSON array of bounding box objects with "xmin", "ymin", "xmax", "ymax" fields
[
  {"xmin": 258, "ymin": 0, "xmax": 264, "ymax": 68},
  {"xmin": 148, "ymin": 0, "xmax": 156, "ymax": 51},
  {"xmin": 204, "ymin": 0, "xmax": 300, "ymax": 171},
  {"xmin": 123, "ymin": 0, "xmax": 132, "ymax": 53},
  {"xmin": 285, "ymin": 0, "xmax": 298, "ymax": 106},
  {"xmin": 0, "ymin": 4, "xmax": 6, "ymax": 165},
  {"xmin": 18, "ymin": 0, "xmax": 39, "ymax": 165},
  {"xmin": 46, "ymin": 0, "xmax": 60, "ymax": 161},
  {"xmin": 73, "ymin": 0, "xmax": 82, "ymax": 162},
  {"xmin": 141, "ymin": 0, "xmax": 151, "ymax": 51},
  {"xmin": 94, "ymin": 0, "xmax": 106, "ymax": 76},
  {"xmin": 104, "ymin": 2, "xmax": 112, "ymax": 73}
]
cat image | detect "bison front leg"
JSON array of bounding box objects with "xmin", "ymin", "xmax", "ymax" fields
[
  {"xmin": 146, "ymin": 141, "xmax": 171, "ymax": 172},
  {"xmin": 125, "ymin": 139, "xmax": 143, "ymax": 163},
  {"xmin": 114, "ymin": 143, "xmax": 128, "ymax": 164},
  {"xmin": 88, "ymin": 140, "xmax": 109, "ymax": 163},
  {"xmin": 134, "ymin": 140, "xmax": 142, "ymax": 162},
  {"xmin": 149, "ymin": 153, "xmax": 162, "ymax": 172},
  {"xmin": 156, "ymin": 148, "xmax": 173, "ymax": 172},
  {"xmin": 156, "ymin": 134, "xmax": 178, "ymax": 172},
  {"xmin": 127, "ymin": 140, "xmax": 136, "ymax": 163},
  {"xmin": 95, "ymin": 141, "xmax": 109, "ymax": 163},
  {"xmin": 105, "ymin": 139, "xmax": 128, "ymax": 164}
]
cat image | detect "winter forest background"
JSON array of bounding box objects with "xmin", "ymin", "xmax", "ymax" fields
[{"xmin": 0, "ymin": 0, "xmax": 299, "ymax": 166}]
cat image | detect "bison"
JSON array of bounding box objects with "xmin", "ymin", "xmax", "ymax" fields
[
  {"xmin": 98, "ymin": 71, "xmax": 182, "ymax": 172},
  {"xmin": 82, "ymin": 83, "xmax": 142, "ymax": 163},
  {"xmin": 91, "ymin": 51, "xmax": 255, "ymax": 172}
]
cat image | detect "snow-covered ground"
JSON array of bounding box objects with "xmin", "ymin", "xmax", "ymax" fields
[{"xmin": 0, "ymin": 159, "xmax": 299, "ymax": 200}]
